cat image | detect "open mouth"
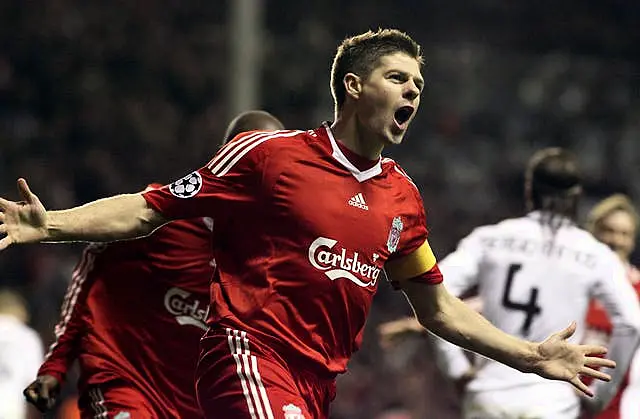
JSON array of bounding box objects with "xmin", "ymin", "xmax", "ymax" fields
[{"xmin": 393, "ymin": 106, "xmax": 415, "ymax": 127}]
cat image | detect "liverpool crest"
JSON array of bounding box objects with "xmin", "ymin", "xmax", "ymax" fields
[
  {"xmin": 387, "ymin": 217, "xmax": 403, "ymax": 253},
  {"xmin": 283, "ymin": 403, "xmax": 305, "ymax": 419}
]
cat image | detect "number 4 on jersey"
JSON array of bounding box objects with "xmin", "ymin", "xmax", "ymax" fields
[{"xmin": 501, "ymin": 264, "xmax": 542, "ymax": 336}]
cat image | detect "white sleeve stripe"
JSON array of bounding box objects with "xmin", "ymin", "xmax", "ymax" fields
[
  {"xmin": 207, "ymin": 131, "xmax": 269, "ymax": 171},
  {"xmin": 393, "ymin": 166, "xmax": 418, "ymax": 190},
  {"xmin": 44, "ymin": 246, "xmax": 98, "ymax": 361},
  {"xmin": 211, "ymin": 130, "xmax": 302, "ymax": 177},
  {"xmin": 89, "ymin": 387, "xmax": 109, "ymax": 418}
]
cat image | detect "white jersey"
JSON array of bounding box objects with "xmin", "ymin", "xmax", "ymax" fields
[
  {"xmin": 620, "ymin": 347, "xmax": 640, "ymax": 419},
  {"xmin": 434, "ymin": 212, "xmax": 640, "ymax": 410},
  {"xmin": 0, "ymin": 315, "xmax": 43, "ymax": 419}
]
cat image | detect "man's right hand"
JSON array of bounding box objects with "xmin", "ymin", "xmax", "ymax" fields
[
  {"xmin": 0, "ymin": 178, "xmax": 48, "ymax": 250},
  {"xmin": 23, "ymin": 374, "xmax": 61, "ymax": 412}
]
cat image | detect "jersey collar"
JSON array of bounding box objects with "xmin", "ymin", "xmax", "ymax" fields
[
  {"xmin": 322, "ymin": 122, "xmax": 382, "ymax": 183},
  {"xmin": 526, "ymin": 210, "xmax": 574, "ymax": 227}
]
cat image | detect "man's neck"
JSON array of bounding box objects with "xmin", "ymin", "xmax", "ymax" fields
[{"xmin": 331, "ymin": 112, "xmax": 384, "ymax": 160}]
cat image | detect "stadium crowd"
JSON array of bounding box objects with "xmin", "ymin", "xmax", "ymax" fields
[{"xmin": 1, "ymin": 1, "xmax": 639, "ymax": 418}]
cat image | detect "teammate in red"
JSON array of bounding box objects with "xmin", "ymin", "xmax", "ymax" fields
[
  {"xmin": 582, "ymin": 194, "xmax": 640, "ymax": 419},
  {"xmin": 21, "ymin": 111, "xmax": 284, "ymax": 419},
  {"xmin": 0, "ymin": 29, "xmax": 618, "ymax": 419}
]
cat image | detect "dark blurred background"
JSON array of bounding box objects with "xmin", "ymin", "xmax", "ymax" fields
[{"xmin": 1, "ymin": 1, "xmax": 639, "ymax": 417}]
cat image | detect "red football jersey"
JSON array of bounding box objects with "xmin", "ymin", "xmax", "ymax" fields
[
  {"xmin": 585, "ymin": 265, "xmax": 640, "ymax": 419},
  {"xmin": 39, "ymin": 217, "xmax": 215, "ymax": 418},
  {"xmin": 143, "ymin": 124, "xmax": 440, "ymax": 377}
]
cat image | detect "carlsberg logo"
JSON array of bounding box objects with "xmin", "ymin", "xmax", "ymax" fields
[
  {"xmin": 308, "ymin": 237, "xmax": 381, "ymax": 288},
  {"xmin": 164, "ymin": 287, "xmax": 208, "ymax": 330}
]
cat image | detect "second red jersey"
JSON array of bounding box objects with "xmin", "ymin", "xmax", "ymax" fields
[
  {"xmin": 40, "ymin": 217, "xmax": 215, "ymax": 418},
  {"xmin": 143, "ymin": 124, "xmax": 440, "ymax": 378}
]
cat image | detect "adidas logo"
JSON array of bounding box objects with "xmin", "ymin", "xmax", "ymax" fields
[{"xmin": 348, "ymin": 192, "xmax": 368, "ymax": 210}]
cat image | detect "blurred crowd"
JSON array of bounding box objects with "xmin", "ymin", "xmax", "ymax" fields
[{"xmin": 1, "ymin": 1, "xmax": 638, "ymax": 417}]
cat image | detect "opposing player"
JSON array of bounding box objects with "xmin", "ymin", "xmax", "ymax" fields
[
  {"xmin": 22, "ymin": 111, "xmax": 284, "ymax": 419},
  {"xmin": 582, "ymin": 194, "xmax": 640, "ymax": 418},
  {"xmin": 426, "ymin": 149, "xmax": 640, "ymax": 418},
  {"xmin": 0, "ymin": 289, "xmax": 43, "ymax": 419},
  {"xmin": 0, "ymin": 30, "xmax": 626, "ymax": 419}
]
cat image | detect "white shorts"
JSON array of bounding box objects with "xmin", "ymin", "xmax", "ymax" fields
[{"xmin": 462, "ymin": 382, "xmax": 579, "ymax": 419}]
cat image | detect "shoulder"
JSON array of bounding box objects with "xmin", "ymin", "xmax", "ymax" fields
[
  {"xmin": 564, "ymin": 226, "xmax": 623, "ymax": 272},
  {"xmin": 206, "ymin": 129, "xmax": 310, "ymax": 175},
  {"xmin": 480, "ymin": 215, "xmax": 561, "ymax": 238},
  {"xmin": 455, "ymin": 224, "xmax": 496, "ymax": 250},
  {"xmin": 456, "ymin": 218, "xmax": 528, "ymax": 249},
  {"xmin": 567, "ymin": 225, "xmax": 616, "ymax": 257},
  {"xmin": 381, "ymin": 158, "xmax": 423, "ymax": 206},
  {"xmin": 382, "ymin": 157, "xmax": 419, "ymax": 189},
  {"xmin": 225, "ymin": 129, "xmax": 310, "ymax": 154},
  {"xmin": 467, "ymin": 218, "xmax": 520, "ymax": 239}
]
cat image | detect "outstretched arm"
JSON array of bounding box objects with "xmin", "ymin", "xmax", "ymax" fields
[
  {"xmin": 0, "ymin": 179, "xmax": 166, "ymax": 250},
  {"xmin": 386, "ymin": 239, "xmax": 616, "ymax": 397},
  {"xmin": 24, "ymin": 247, "xmax": 97, "ymax": 412}
]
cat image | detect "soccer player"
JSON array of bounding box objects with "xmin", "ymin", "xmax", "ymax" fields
[
  {"xmin": 423, "ymin": 149, "xmax": 640, "ymax": 418},
  {"xmin": 0, "ymin": 288, "xmax": 43, "ymax": 419},
  {"xmin": 21, "ymin": 111, "xmax": 284, "ymax": 418},
  {"xmin": 0, "ymin": 30, "xmax": 625, "ymax": 419},
  {"xmin": 582, "ymin": 194, "xmax": 640, "ymax": 419}
]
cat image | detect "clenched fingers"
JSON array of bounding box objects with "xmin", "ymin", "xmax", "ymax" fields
[
  {"xmin": 23, "ymin": 384, "xmax": 54, "ymax": 412},
  {"xmin": 23, "ymin": 386, "xmax": 38, "ymax": 404},
  {"xmin": 23, "ymin": 385, "xmax": 46, "ymax": 412}
]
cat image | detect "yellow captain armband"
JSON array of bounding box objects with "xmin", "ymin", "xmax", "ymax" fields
[{"xmin": 385, "ymin": 239, "xmax": 437, "ymax": 282}]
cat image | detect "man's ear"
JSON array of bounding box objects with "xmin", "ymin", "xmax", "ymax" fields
[{"xmin": 344, "ymin": 73, "xmax": 362, "ymax": 101}]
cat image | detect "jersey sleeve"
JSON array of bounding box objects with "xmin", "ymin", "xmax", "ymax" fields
[
  {"xmin": 438, "ymin": 229, "xmax": 485, "ymax": 297},
  {"xmin": 383, "ymin": 171, "xmax": 445, "ymax": 287},
  {"xmin": 38, "ymin": 305, "xmax": 85, "ymax": 383},
  {"xmin": 142, "ymin": 132, "xmax": 276, "ymax": 221},
  {"xmin": 38, "ymin": 252, "xmax": 93, "ymax": 383},
  {"xmin": 389, "ymin": 176, "xmax": 429, "ymax": 261},
  {"xmin": 589, "ymin": 252, "xmax": 640, "ymax": 409}
]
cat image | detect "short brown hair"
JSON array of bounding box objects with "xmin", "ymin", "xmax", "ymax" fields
[
  {"xmin": 586, "ymin": 194, "xmax": 639, "ymax": 234},
  {"xmin": 330, "ymin": 29, "xmax": 423, "ymax": 110}
]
